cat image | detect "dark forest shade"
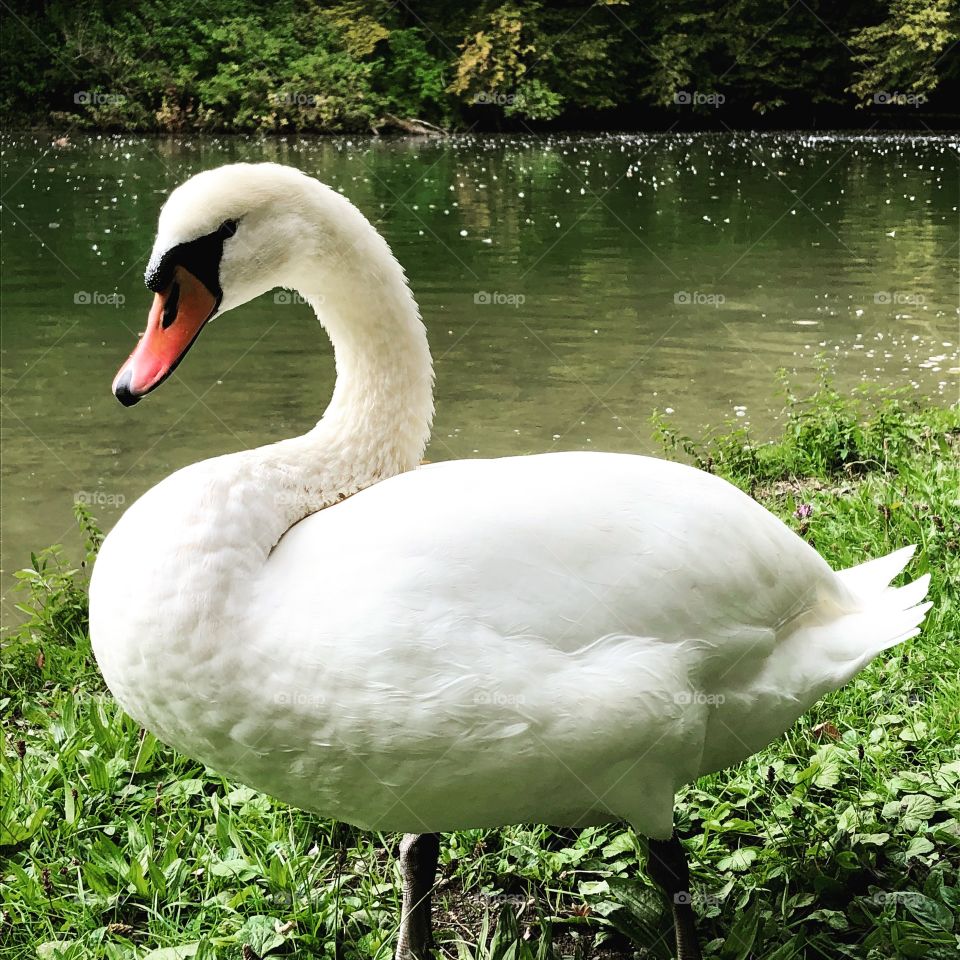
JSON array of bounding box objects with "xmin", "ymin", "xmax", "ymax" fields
[{"xmin": 1, "ymin": 0, "xmax": 958, "ymax": 132}]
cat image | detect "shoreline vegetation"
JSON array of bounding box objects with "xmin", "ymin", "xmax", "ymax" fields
[
  {"xmin": 2, "ymin": 1, "xmax": 959, "ymax": 135},
  {"xmin": 2, "ymin": 382, "xmax": 959, "ymax": 958}
]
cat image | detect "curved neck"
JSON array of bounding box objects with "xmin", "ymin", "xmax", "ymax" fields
[
  {"xmin": 91, "ymin": 173, "xmax": 435, "ymax": 653},
  {"xmin": 244, "ymin": 231, "xmax": 434, "ymax": 549}
]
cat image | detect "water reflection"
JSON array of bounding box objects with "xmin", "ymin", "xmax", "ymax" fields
[{"xmin": 1, "ymin": 132, "xmax": 957, "ymax": 619}]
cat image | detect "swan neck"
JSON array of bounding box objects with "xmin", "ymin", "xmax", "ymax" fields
[
  {"xmin": 314, "ymin": 280, "xmax": 434, "ymax": 476},
  {"xmin": 250, "ymin": 256, "xmax": 434, "ymax": 539}
]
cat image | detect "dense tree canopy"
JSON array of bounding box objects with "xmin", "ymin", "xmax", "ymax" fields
[{"xmin": 2, "ymin": 0, "xmax": 957, "ymax": 130}]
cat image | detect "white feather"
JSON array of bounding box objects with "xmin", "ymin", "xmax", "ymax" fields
[{"xmin": 90, "ymin": 164, "xmax": 931, "ymax": 841}]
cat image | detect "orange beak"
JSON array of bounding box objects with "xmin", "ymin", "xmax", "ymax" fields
[{"xmin": 112, "ymin": 265, "xmax": 217, "ymax": 406}]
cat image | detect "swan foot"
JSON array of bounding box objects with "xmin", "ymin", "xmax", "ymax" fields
[
  {"xmin": 646, "ymin": 833, "xmax": 703, "ymax": 960},
  {"xmin": 394, "ymin": 832, "xmax": 440, "ymax": 960}
]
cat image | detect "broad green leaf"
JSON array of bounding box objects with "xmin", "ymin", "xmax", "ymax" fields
[
  {"xmin": 904, "ymin": 836, "xmax": 935, "ymax": 861},
  {"xmin": 37, "ymin": 942, "xmax": 78, "ymax": 959},
  {"xmin": 717, "ymin": 847, "xmax": 758, "ymax": 872},
  {"xmin": 209, "ymin": 857, "xmax": 260, "ymax": 880},
  {"xmin": 142, "ymin": 945, "xmax": 201, "ymax": 960},
  {"xmin": 601, "ymin": 832, "xmax": 637, "ymax": 858},
  {"xmin": 806, "ymin": 909, "xmax": 848, "ymax": 931},
  {"xmin": 579, "ymin": 879, "xmax": 610, "ymax": 896},
  {"xmin": 0, "ymin": 806, "xmax": 49, "ymax": 846},
  {"xmin": 603, "ymin": 878, "xmax": 671, "ymax": 960},
  {"xmin": 235, "ymin": 915, "xmax": 287, "ymax": 956},
  {"xmin": 900, "ymin": 794, "xmax": 938, "ymax": 826},
  {"xmin": 162, "ymin": 779, "xmax": 207, "ymax": 798},
  {"xmin": 899, "ymin": 722, "xmax": 928, "ymax": 742},
  {"xmin": 851, "ymin": 832, "xmax": 891, "ymax": 846},
  {"xmin": 901, "ymin": 893, "xmax": 954, "ymax": 933},
  {"xmin": 721, "ymin": 900, "xmax": 760, "ymax": 960}
]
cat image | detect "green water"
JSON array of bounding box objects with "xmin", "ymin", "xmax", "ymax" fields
[{"xmin": 1, "ymin": 132, "xmax": 957, "ymax": 623}]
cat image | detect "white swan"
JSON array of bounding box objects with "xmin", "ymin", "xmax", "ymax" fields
[{"xmin": 90, "ymin": 163, "xmax": 931, "ymax": 960}]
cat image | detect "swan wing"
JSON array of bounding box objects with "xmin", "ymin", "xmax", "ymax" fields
[
  {"xmin": 237, "ymin": 452, "xmax": 840, "ymax": 831},
  {"xmin": 262, "ymin": 451, "xmax": 834, "ymax": 660}
]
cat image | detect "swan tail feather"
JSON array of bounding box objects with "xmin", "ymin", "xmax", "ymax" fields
[
  {"xmin": 700, "ymin": 549, "xmax": 931, "ymax": 774},
  {"xmin": 835, "ymin": 543, "xmax": 916, "ymax": 596},
  {"xmin": 823, "ymin": 546, "xmax": 932, "ymax": 681}
]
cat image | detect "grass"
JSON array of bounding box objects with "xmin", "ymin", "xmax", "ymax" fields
[{"xmin": 2, "ymin": 381, "xmax": 959, "ymax": 960}]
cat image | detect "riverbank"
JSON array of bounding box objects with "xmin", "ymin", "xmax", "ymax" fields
[
  {"xmin": 3, "ymin": 1, "xmax": 957, "ymax": 135},
  {"xmin": 2, "ymin": 384, "xmax": 958, "ymax": 958}
]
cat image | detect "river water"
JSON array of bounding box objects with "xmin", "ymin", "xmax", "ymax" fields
[{"xmin": 1, "ymin": 132, "xmax": 957, "ymax": 622}]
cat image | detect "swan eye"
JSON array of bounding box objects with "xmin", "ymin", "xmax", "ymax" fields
[{"xmin": 146, "ymin": 220, "xmax": 236, "ymax": 297}]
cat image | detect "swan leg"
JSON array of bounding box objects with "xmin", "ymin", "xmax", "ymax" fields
[
  {"xmin": 394, "ymin": 832, "xmax": 440, "ymax": 960},
  {"xmin": 646, "ymin": 833, "xmax": 702, "ymax": 960}
]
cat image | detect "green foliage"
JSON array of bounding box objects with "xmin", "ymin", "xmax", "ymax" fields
[
  {"xmin": 2, "ymin": 1, "xmax": 957, "ymax": 132},
  {"xmin": 638, "ymin": 2, "xmax": 723, "ymax": 110},
  {"xmin": 504, "ymin": 79, "xmax": 564, "ymax": 121},
  {"xmin": 373, "ymin": 29, "xmax": 451, "ymax": 124},
  {"xmin": 449, "ymin": 4, "xmax": 534, "ymax": 104},
  {"xmin": 654, "ymin": 369, "xmax": 960, "ymax": 486},
  {"xmin": 849, "ymin": 0, "xmax": 960, "ymax": 104},
  {"xmin": 3, "ymin": 504, "xmax": 102, "ymax": 700},
  {"xmin": 3, "ymin": 386, "xmax": 958, "ymax": 957}
]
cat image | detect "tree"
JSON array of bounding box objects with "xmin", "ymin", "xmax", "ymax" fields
[{"xmin": 849, "ymin": 0, "xmax": 960, "ymax": 104}]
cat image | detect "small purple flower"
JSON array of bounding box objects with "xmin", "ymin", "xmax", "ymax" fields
[{"xmin": 794, "ymin": 503, "xmax": 813, "ymax": 520}]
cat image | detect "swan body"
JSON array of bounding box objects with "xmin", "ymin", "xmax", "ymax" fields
[
  {"xmin": 90, "ymin": 163, "xmax": 931, "ymax": 846},
  {"xmin": 94, "ymin": 447, "xmax": 927, "ymax": 839}
]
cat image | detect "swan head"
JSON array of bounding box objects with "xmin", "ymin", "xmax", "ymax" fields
[{"xmin": 112, "ymin": 163, "xmax": 333, "ymax": 406}]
